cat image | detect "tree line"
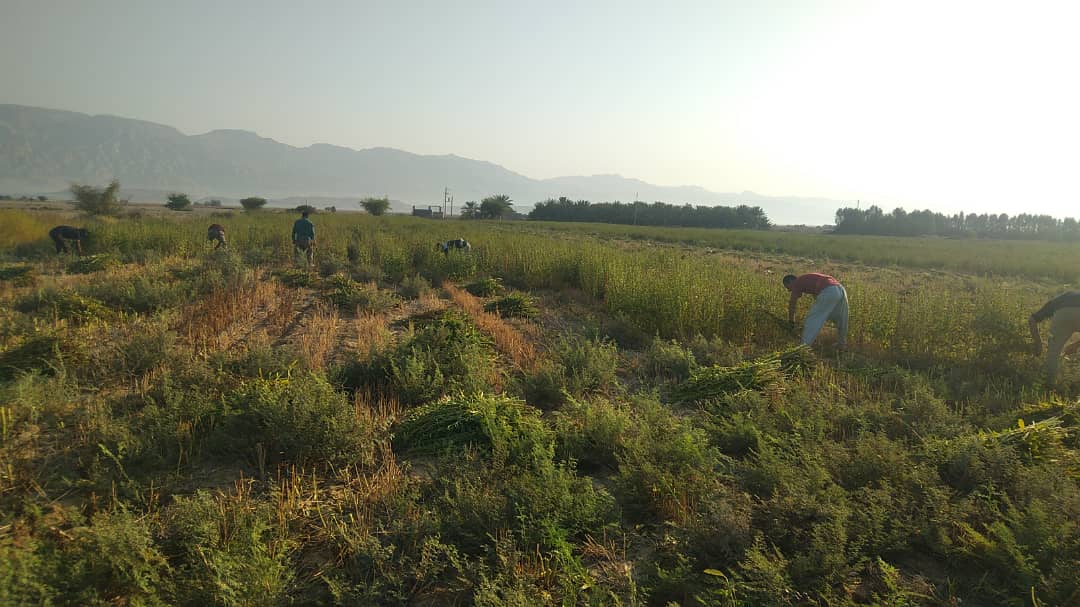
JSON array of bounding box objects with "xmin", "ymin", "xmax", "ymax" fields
[
  {"xmin": 527, "ymin": 197, "xmax": 771, "ymax": 229},
  {"xmin": 834, "ymin": 205, "xmax": 1080, "ymax": 240}
]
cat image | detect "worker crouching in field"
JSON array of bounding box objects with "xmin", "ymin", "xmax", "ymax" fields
[
  {"xmin": 292, "ymin": 210, "xmax": 316, "ymax": 266},
  {"xmin": 1029, "ymin": 291, "xmax": 1080, "ymax": 380},
  {"xmin": 783, "ymin": 272, "xmax": 849, "ymax": 350},
  {"xmin": 438, "ymin": 238, "xmax": 471, "ymax": 256},
  {"xmin": 48, "ymin": 225, "xmax": 89, "ymax": 255},
  {"xmin": 207, "ymin": 223, "xmax": 226, "ymax": 249}
]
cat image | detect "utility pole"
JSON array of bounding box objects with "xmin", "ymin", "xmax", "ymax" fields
[{"xmin": 444, "ymin": 187, "xmax": 453, "ymax": 218}]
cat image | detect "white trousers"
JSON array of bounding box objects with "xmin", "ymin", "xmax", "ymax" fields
[{"xmin": 802, "ymin": 285, "xmax": 848, "ymax": 346}]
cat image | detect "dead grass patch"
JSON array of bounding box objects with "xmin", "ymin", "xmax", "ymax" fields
[{"xmin": 444, "ymin": 283, "xmax": 539, "ymax": 373}]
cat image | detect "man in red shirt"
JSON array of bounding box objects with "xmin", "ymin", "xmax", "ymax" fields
[{"xmin": 783, "ymin": 273, "xmax": 848, "ymax": 349}]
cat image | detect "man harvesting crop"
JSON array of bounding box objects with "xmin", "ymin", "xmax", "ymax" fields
[
  {"xmin": 783, "ymin": 272, "xmax": 848, "ymax": 349},
  {"xmin": 48, "ymin": 225, "xmax": 89, "ymax": 255},
  {"xmin": 292, "ymin": 210, "xmax": 316, "ymax": 266},
  {"xmin": 207, "ymin": 223, "xmax": 226, "ymax": 249},
  {"xmin": 1029, "ymin": 291, "xmax": 1080, "ymax": 380},
  {"xmin": 437, "ymin": 238, "xmax": 471, "ymax": 256}
]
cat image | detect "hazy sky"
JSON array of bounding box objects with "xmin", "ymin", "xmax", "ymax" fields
[{"xmin": 2, "ymin": 0, "xmax": 1078, "ymax": 216}]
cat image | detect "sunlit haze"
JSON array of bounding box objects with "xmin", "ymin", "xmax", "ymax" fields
[{"xmin": 2, "ymin": 0, "xmax": 1077, "ymax": 218}]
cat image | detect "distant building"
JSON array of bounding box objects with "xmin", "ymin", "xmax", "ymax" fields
[{"xmin": 412, "ymin": 205, "xmax": 444, "ymax": 218}]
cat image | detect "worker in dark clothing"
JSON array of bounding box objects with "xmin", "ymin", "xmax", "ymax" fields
[
  {"xmin": 437, "ymin": 238, "xmax": 471, "ymax": 256},
  {"xmin": 1030, "ymin": 291, "xmax": 1080, "ymax": 379},
  {"xmin": 48, "ymin": 225, "xmax": 89, "ymax": 255},
  {"xmin": 292, "ymin": 210, "xmax": 316, "ymax": 266},
  {"xmin": 207, "ymin": 223, "xmax": 226, "ymax": 249}
]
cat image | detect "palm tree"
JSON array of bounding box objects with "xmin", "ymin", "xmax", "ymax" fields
[
  {"xmin": 461, "ymin": 201, "xmax": 480, "ymax": 219},
  {"xmin": 479, "ymin": 194, "xmax": 513, "ymax": 219}
]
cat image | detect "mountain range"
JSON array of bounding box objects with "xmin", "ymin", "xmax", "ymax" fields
[{"xmin": 0, "ymin": 104, "xmax": 840, "ymax": 224}]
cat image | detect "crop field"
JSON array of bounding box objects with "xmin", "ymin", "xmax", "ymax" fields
[{"xmin": 1, "ymin": 208, "xmax": 1078, "ymax": 606}]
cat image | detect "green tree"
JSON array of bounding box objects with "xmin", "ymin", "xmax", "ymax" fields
[
  {"xmin": 293, "ymin": 204, "xmax": 317, "ymax": 215},
  {"xmin": 479, "ymin": 194, "xmax": 513, "ymax": 219},
  {"xmin": 460, "ymin": 201, "xmax": 480, "ymax": 219},
  {"xmin": 70, "ymin": 179, "xmax": 126, "ymax": 216},
  {"xmin": 165, "ymin": 192, "xmax": 192, "ymax": 211},
  {"xmin": 240, "ymin": 196, "xmax": 268, "ymax": 211},
  {"xmin": 360, "ymin": 196, "xmax": 390, "ymax": 216},
  {"xmin": 206, "ymin": 199, "xmax": 222, "ymax": 207},
  {"xmin": 36, "ymin": 195, "xmax": 47, "ymax": 202}
]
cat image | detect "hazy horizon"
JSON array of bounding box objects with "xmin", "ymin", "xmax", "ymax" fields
[{"xmin": 3, "ymin": 0, "xmax": 1078, "ymax": 218}]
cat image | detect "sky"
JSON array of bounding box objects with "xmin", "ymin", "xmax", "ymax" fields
[{"xmin": 2, "ymin": 0, "xmax": 1078, "ymax": 218}]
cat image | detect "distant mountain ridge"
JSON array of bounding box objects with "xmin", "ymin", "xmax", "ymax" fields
[{"xmin": 0, "ymin": 104, "xmax": 840, "ymax": 224}]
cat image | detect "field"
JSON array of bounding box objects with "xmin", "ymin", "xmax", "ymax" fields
[{"xmin": 1, "ymin": 207, "xmax": 1078, "ymax": 606}]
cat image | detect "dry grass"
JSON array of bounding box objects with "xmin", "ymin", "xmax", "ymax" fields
[
  {"xmin": 292, "ymin": 303, "xmax": 341, "ymax": 371},
  {"xmin": 353, "ymin": 312, "xmax": 394, "ymax": 359},
  {"xmin": 176, "ymin": 278, "xmax": 290, "ymax": 353},
  {"xmin": 444, "ymin": 283, "xmax": 539, "ymax": 372}
]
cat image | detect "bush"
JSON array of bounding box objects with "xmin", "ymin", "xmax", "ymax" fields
[
  {"xmin": 554, "ymin": 396, "xmax": 633, "ymax": 471},
  {"xmin": 0, "ymin": 334, "xmax": 63, "ymax": 381},
  {"xmin": 641, "ymin": 338, "xmax": 697, "ymax": 382},
  {"xmin": 614, "ymin": 394, "xmax": 726, "ymax": 523},
  {"xmin": 360, "ymin": 196, "xmax": 391, "ymax": 216},
  {"xmin": 67, "ymin": 253, "xmax": 121, "ymax": 274},
  {"xmin": 85, "ymin": 274, "xmax": 189, "ymax": 314},
  {"xmin": 395, "ymin": 393, "xmax": 553, "ymax": 471},
  {"xmin": 165, "ymin": 491, "xmax": 292, "ymax": 606},
  {"xmin": 70, "ymin": 179, "xmax": 126, "ymax": 216},
  {"xmin": 239, "ymin": 196, "xmax": 267, "ymax": 211},
  {"xmin": 58, "ymin": 509, "xmax": 172, "ymax": 605},
  {"xmin": 323, "ymin": 276, "xmax": 400, "ymax": 313},
  {"xmin": 399, "ymin": 274, "xmax": 432, "ymax": 299},
  {"xmin": 165, "ymin": 192, "xmax": 192, "ymax": 211},
  {"xmin": 15, "ymin": 288, "xmax": 111, "ymax": 323},
  {"xmin": 671, "ymin": 346, "xmax": 813, "ymax": 405},
  {"xmin": 275, "ymin": 268, "xmax": 317, "ymax": 288},
  {"xmin": 465, "ymin": 277, "xmax": 504, "ymax": 298},
  {"xmin": 483, "ymin": 292, "xmax": 539, "ymax": 319},
  {"xmin": 553, "ymin": 333, "xmax": 620, "ymax": 396},
  {"xmin": 220, "ymin": 373, "xmax": 376, "ymax": 467},
  {"xmin": 0, "ymin": 265, "xmax": 36, "ymax": 286},
  {"xmin": 340, "ymin": 311, "xmax": 496, "ymax": 405}
]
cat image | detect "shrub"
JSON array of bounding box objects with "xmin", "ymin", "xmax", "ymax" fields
[
  {"xmin": 399, "ymin": 274, "xmax": 432, "ymax": 299},
  {"xmin": 641, "ymin": 337, "xmax": 697, "ymax": 382},
  {"xmin": 340, "ymin": 311, "xmax": 496, "ymax": 405},
  {"xmin": 395, "ymin": 393, "xmax": 553, "ymax": 471},
  {"xmin": 614, "ymin": 394, "xmax": 725, "ymax": 523},
  {"xmin": 58, "ymin": 509, "xmax": 171, "ymax": 605},
  {"xmin": 239, "ymin": 196, "xmax": 267, "ymax": 211},
  {"xmin": 70, "ymin": 179, "xmax": 126, "ymax": 215},
  {"xmin": 360, "ymin": 196, "xmax": 390, "ymax": 216},
  {"xmin": 165, "ymin": 192, "xmax": 192, "ymax": 211},
  {"xmin": 553, "ymin": 333, "xmax": 620, "ymax": 397},
  {"xmin": 323, "ymin": 276, "xmax": 400, "ymax": 313},
  {"xmin": 66, "ymin": 253, "xmax": 121, "ymax": 274},
  {"xmin": 0, "ymin": 265, "xmax": 36, "ymax": 286},
  {"xmin": 0, "ymin": 334, "xmax": 63, "ymax": 381},
  {"xmin": 85, "ymin": 274, "xmax": 190, "ymax": 314},
  {"xmin": 465, "ymin": 277, "xmax": 504, "ymax": 298},
  {"xmin": 165, "ymin": 491, "xmax": 292, "ymax": 606},
  {"xmin": 671, "ymin": 346, "xmax": 813, "ymax": 405},
  {"xmin": 553, "ymin": 396, "xmax": 633, "ymax": 471},
  {"xmin": 484, "ymin": 292, "xmax": 539, "ymax": 319},
  {"xmin": 15, "ymin": 288, "xmax": 111, "ymax": 323},
  {"xmin": 275, "ymin": 268, "xmax": 316, "ymax": 288},
  {"xmin": 220, "ymin": 373, "xmax": 375, "ymax": 467}
]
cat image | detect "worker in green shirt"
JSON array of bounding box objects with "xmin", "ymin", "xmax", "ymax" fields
[{"xmin": 292, "ymin": 209, "xmax": 316, "ymax": 266}]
